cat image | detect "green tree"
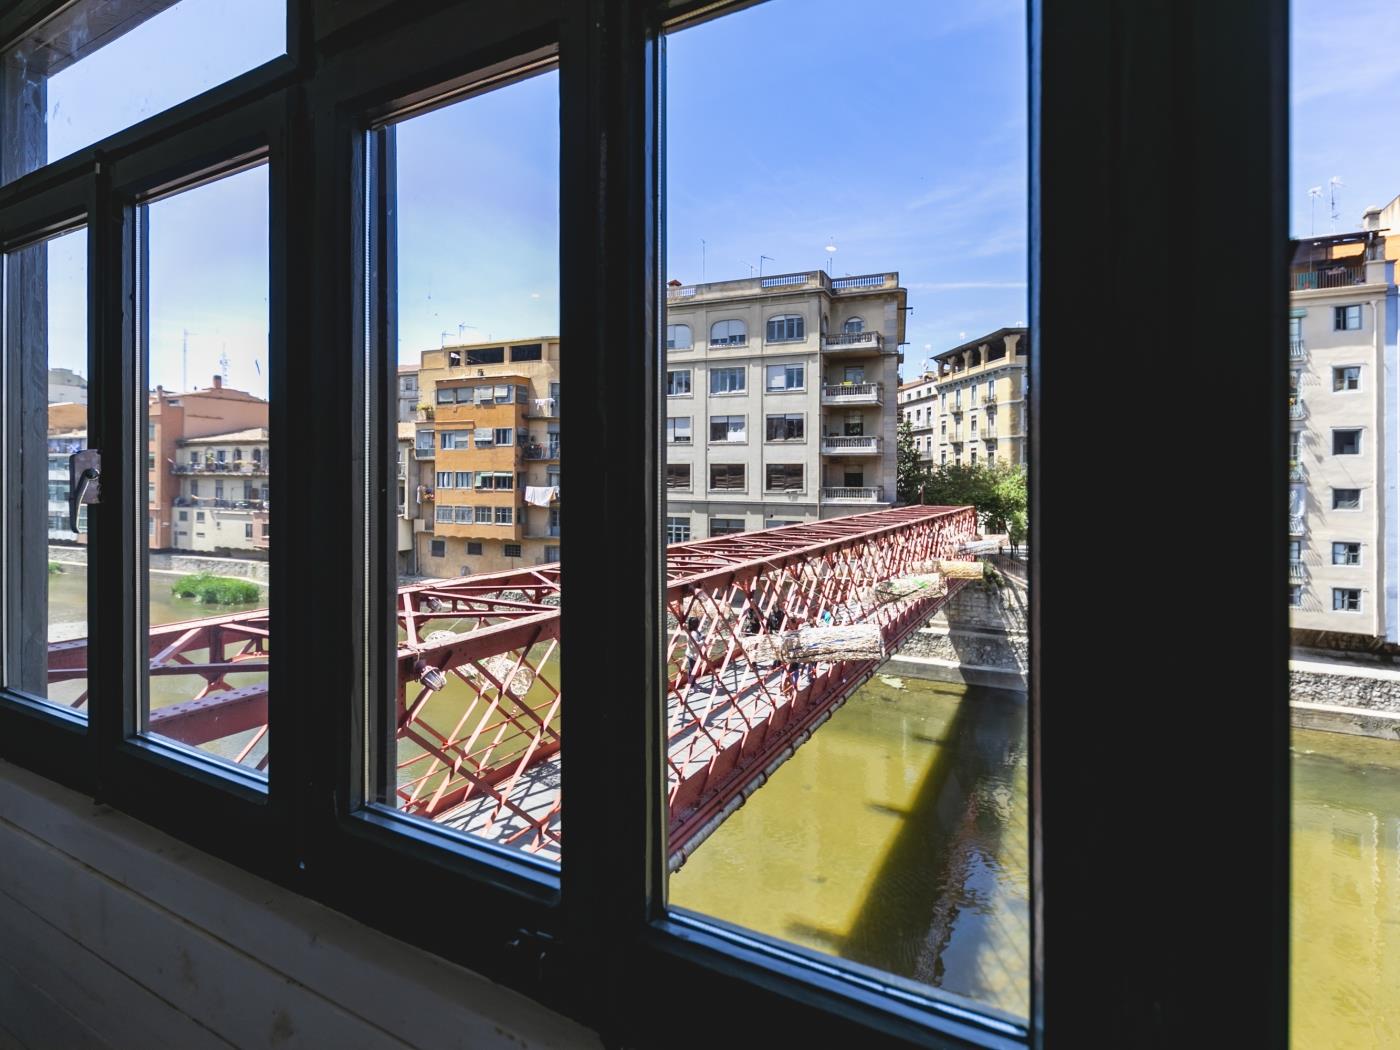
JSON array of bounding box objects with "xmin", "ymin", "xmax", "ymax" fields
[
  {"xmin": 896, "ymin": 417, "xmax": 926, "ymax": 503},
  {"xmin": 922, "ymin": 461, "xmax": 1027, "ymax": 540}
]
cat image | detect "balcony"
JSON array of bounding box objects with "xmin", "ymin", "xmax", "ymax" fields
[
  {"xmin": 820, "ymin": 330, "xmax": 886, "ymax": 356},
  {"xmin": 1289, "ymin": 515, "xmax": 1305, "ymax": 536},
  {"xmin": 1289, "ymin": 337, "xmax": 1306, "ymax": 360},
  {"xmin": 414, "ymin": 446, "xmax": 435, "ymax": 459},
  {"xmin": 1288, "ymin": 399, "xmax": 1306, "ymax": 421},
  {"xmin": 524, "ymin": 443, "xmax": 561, "ymax": 461},
  {"xmin": 984, "ymin": 389, "xmax": 998, "ymax": 404},
  {"xmin": 951, "ymin": 403, "xmax": 963, "ymax": 415},
  {"xmin": 821, "ymin": 435, "xmax": 881, "ymax": 455},
  {"xmin": 1291, "ymin": 262, "xmax": 1366, "ymax": 291},
  {"xmin": 171, "ymin": 461, "xmax": 269, "ymax": 475},
  {"xmin": 526, "ymin": 397, "xmax": 560, "ymax": 418},
  {"xmin": 526, "ymin": 525, "xmax": 562, "ymax": 539},
  {"xmin": 177, "ymin": 498, "xmax": 269, "ymax": 511},
  {"xmin": 821, "ymin": 486, "xmax": 886, "ymax": 504},
  {"xmin": 1289, "ymin": 560, "xmax": 1306, "ymax": 582},
  {"xmin": 981, "ymin": 428, "xmax": 997, "ymax": 440},
  {"xmin": 821, "ymin": 382, "xmax": 884, "ymax": 406},
  {"xmin": 1289, "ymin": 461, "xmax": 1305, "ymax": 482}
]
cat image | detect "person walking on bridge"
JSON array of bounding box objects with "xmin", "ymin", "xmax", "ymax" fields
[{"xmin": 681, "ymin": 616, "xmax": 705, "ymax": 689}]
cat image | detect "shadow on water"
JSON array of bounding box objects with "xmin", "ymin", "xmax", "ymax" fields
[{"xmin": 838, "ymin": 684, "xmax": 1028, "ymax": 1007}]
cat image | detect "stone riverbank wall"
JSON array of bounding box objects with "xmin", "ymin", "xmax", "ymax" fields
[
  {"xmin": 886, "ymin": 572, "xmax": 1028, "ymax": 690},
  {"xmin": 48, "ymin": 545, "xmax": 270, "ymax": 584}
]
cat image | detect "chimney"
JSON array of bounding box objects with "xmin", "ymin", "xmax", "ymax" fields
[
  {"xmin": 212, "ymin": 375, "xmax": 223, "ymax": 389},
  {"xmin": 1363, "ymin": 205, "xmax": 1382, "ymax": 231}
]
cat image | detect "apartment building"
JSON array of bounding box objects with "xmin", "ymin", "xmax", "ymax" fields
[
  {"xmin": 47, "ymin": 367, "xmax": 87, "ymax": 405},
  {"xmin": 931, "ymin": 328, "xmax": 1028, "ymax": 469},
  {"xmin": 898, "ymin": 373, "xmax": 938, "ymax": 462},
  {"xmin": 414, "ymin": 338, "xmax": 561, "ymax": 575},
  {"xmin": 47, "ymin": 403, "xmax": 88, "ymax": 542},
  {"xmin": 170, "ymin": 428, "xmax": 270, "ymax": 554},
  {"xmin": 396, "ymin": 422, "xmax": 424, "ymax": 576},
  {"xmin": 664, "ymin": 269, "xmax": 905, "ymax": 541},
  {"xmin": 148, "ymin": 376, "xmax": 269, "ymax": 550},
  {"xmin": 397, "ymin": 365, "xmax": 420, "ymax": 423},
  {"xmin": 1287, "ymin": 215, "xmax": 1399, "ymax": 645}
]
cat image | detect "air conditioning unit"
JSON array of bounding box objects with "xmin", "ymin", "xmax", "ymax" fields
[{"xmin": 413, "ymin": 518, "xmax": 426, "ymax": 531}]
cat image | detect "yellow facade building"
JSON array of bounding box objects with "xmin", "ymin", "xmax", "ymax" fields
[
  {"xmin": 414, "ymin": 338, "xmax": 560, "ymax": 576},
  {"xmin": 931, "ymin": 328, "xmax": 1029, "ymax": 469}
]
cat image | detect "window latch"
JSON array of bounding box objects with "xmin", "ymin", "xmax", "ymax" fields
[{"xmin": 69, "ymin": 449, "xmax": 101, "ymax": 534}]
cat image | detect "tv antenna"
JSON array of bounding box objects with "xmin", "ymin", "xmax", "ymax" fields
[
  {"xmin": 1329, "ymin": 176, "xmax": 1344, "ymax": 232},
  {"xmin": 759, "ymin": 255, "xmax": 774, "ymax": 278},
  {"xmin": 181, "ymin": 328, "xmax": 193, "ymax": 392},
  {"xmin": 218, "ymin": 346, "xmax": 230, "ymax": 385},
  {"xmin": 1307, "ymin": 186, "xmax": 1322, "ymax": 236}
]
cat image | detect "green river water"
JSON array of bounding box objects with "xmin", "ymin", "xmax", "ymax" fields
[{"xmin": 41, "ymin": 564, "xmax": 1400, "ymax": 1040}]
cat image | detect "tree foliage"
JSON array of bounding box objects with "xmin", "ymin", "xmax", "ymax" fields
[
  {"xmin": 914, "ymin": 460, "xmax": 1028, "ymax": 546},
  {"xmin": 896, "ymin": 417, "xmax": 924, "ymax": 503}
]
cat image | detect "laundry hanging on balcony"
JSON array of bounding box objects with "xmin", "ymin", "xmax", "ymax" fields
[{"xmin": 524, "ymin": 485, "xmax": 559, "ymax": 507}]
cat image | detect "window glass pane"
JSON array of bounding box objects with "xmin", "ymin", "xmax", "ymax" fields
[
  {"xmin": 1290, "ymin": 3, "xmax": 1400, "ymax": 1043},
  {"xmin": 2, "ymin": 0, "xmax": 285, "ymax": 185},
  {"xmin": 663, "ymin": 0, "xmax": 1029, "ymax": 1021},
  {"xmin": 377, "ymin": 70, "xmax": 561, "ymax": 864},
  {"xmin": 142, "ymin": 164, "xmax": 270, "ymax": 772},
  {"xmin": 4, "ymin": 227, "xmax": 88, "ymax": 710}
]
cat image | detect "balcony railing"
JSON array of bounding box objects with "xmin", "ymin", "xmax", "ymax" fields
[
  {"xmin": 1288, "ymin": 399, "xmax": 1306, "ymax": 421},
  {"xmin": 414, "ymin": 446, "xmax": 435, "ymax": 459},
  {"xmin": 708, "ymin": 336, "xmax": 748, "ymax": 348},
  {"xmin": 526, "ymin": 525, "xmax": 562, "ymax": 539},
  {"xmin": 821, "ymin": 486, "xmax": 885, "ymax": 503},
  {"xmin": 526, "ymin": 397, "xmax": 560, "ymax": 418},
  {"xmin": 524, "ymin": 444, "xmax": 561, "ymax": 461},
  {"xmin": 1289, "ymin": 337, "xmax": 1306, "ymax": 360},
  {"xmin": 1289, "ymin": 515, "xmax": 1305, "ymax": 536},
  {"xmin": 821, "ymin": 382, "xmax": 883, "ymax": 405},
  {"xmin": 174, "ymin": 497, "xmax": 269, "ymax": 511},
  {"xmin": 171, "ymin": 462, "xmax": 269, "ymax": 475},
  {"xmin": 1289, "ymin": 560, "xmax": 1306, "ymax": 581},
  {"xmin": 821, "ymin": 435, "xmax": 881, "ymax": 454},
  {"xmin": 1288, "ymin": 461, "xmax": 1305, "ymax": 482},
  {"xmin": 1291, "ymin": 263, "xmax": 1366, "ymax": 290},
  {"xmin": 820, "ymin": 330, "xmax": 886, "ymax": 354},
  {"xmin": 984, "ymin": 389, "xmax": 997, "ymax": 404}
]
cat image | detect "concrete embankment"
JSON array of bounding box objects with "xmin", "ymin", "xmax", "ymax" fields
[
  {"xmin": 888, "ymin": 573, "xmax": 1028, "ymax": 690},
  {"xmin": 1290, "ymin": 655, "xmax": 1400, "ymax": 741},
  {"xmin": 48, "ymin": 545, "xmax": 270, "ymax": 584}
]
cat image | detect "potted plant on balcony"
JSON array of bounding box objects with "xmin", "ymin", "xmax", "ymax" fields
[{"xmin": 416, "ymin": 402, "xmax": 435, "ymax": 421}]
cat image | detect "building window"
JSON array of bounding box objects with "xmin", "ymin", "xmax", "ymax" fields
[
  {"xmin": 765, "ymin": 464, "xmax": 803, "ymax": 492},
  {"xmin": 765, "ymin": 414, "xmax": 804, "ymax": 441},
  {"xmin": 709, "ymin": 319, "xmax": 747, "ymax": 346},
  {"xmin": 765, "ymin": 314, "xmax": 804, "ymax": 342},
  {"xmin": 843, "ymin": 316, "xmax": 864, "ymax": 334},
  {"xmin": 504, "ymin": 542, "xmax": 522, "ymax": 557},
  {"xmin": 709, "ymin": 517, "xmax": 746, "ymax": 536},
  {"xmin": 710, "ymin": 367, "xmax": 746, "ymax": 394},
  {"xmin": 667, "ymin": 464, "xmax": 691, "ymax": 490},
  {"xmin": 436, "ymin": 506, "xmax": 452, "ymax": 523},
  {"xmin": 1332, "ymin": 542, "xmax": 1361, "ymax": 565},
  {"xmin": 1332, "ymin": 429, "xmax": 1362, "ymax": 455},
  {"xmin": 1333, "ymin": 588, "xmax": 1362, "ymax": 612},
  {"xmin": 666, "ymin": 417, "xmax": 692, "ymax": 444},
  {"xmin": 245, "ymin": 524, "xmax": 254, "ymax": 538},
  {"xmin": 666, "ymin": 516, "xmax": 691, "ymax": 544},
  {"xmin": 455, "ymin": 471, "xmax": 471, "ymax": 487},
  {"xmin": 543, "ymin": 545, "xmax": 560, "ymax": 561},
  {"xmin": 441, "ymin": 430, "xmax": 470, "ymax": 449},
  {"xmin": 178, "ymin": 511, "xmax": 188, "ymax": 522},
  {"xmin": 475, "ymin": 506, "xmax": 493, "ymax": 524},
  {"xmin": 430, "ymin": 540, "xmax": 445, "ymax": 558},
  {"xmin": 709, "ymin": 464, "xmax": 746, "ymax": 491},
  {"xmin": 454, "ymin": 507, "xmax": 472, "ymax": 523},
  {"xmin": 495, "ymin": 507, "xmax": 514, "ymax": 525},
  {"xmin": 765, "ymin": 363, "xmax": 804, "ymax": 391},
  {"xmin": 1333, "ymin": 366, "xmax": 1360, "ymax": 391},
  {"xmin": 709, "ymin": 415, "xmax": 746, "ymax": 443},
  {"xmin": 467, "ymin": 541, "xmax": 483, "ymax": 555},
  {"xmin": 1288, "ymin": 585, "xmax": 1302, "ymax": 608},
  {"xmin": 666, "ymin": 324, "xmax": 692, "ymax": 350},
  {"xmin": 510, "ymin": 343, "xmax": 542, "ymax": 362},
  {"xmin": 493, "ymin": 428, "xmax": 514, "ymax": 446},
  {"xmin": 667, "ymin": 369, "xmax": 692, "ymax": 396},
  {"xmin": 1334, "ymin": 304, "xmax": 1362, "ymax": 330},
  {"xmin": 1333, "ymin": 488, "xmax": 1362, "ymax": 510},
  {"xmin": 436, "ymin": 471, "xmax": 453, "ymax": 488},
  {"xmin": 1289, "ymin": 430, "xmax": 1300, "ymax": 461}
]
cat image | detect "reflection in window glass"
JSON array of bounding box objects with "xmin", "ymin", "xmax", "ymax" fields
[
  {"xmin": 1290, "ymin": 4, "xmax": 1400, "ymax": 1044},
  {"xmin": 2, "ymin": 0, "xmax": 285, "ymax": 184},
  {"xmin": 141, "ymin": 164, "xmax": 270, "ymax": 773},
  {"xmin": 377, "ymin": 70, "xmax": 561, "ymax": 863},
  {"xmin": 3, "ymin": 228, "xmax": 88, "ymax": 711},
  {"xmin": 663, "ymin": 0, "xmax": 1029, "ymax": 1021}
]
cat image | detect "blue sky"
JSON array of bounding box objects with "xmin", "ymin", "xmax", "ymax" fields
[{"xmin": 37, "ymin": 0, "xmax": 1400, "ymax": 388}]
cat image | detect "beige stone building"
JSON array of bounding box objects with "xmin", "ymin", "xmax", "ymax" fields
[
  {"xmin": 930, "ymin": 328, "xmax": 1028, "ymax": 469},
  {"xmin": 898, "ymin": 373, "xmax": 938, "ymax": 463},
  {"xmin": 413, "ymin": 338, "xmax": 560, "ymax": 576},
  {"xmin": 170, "ymin": 427, "xmax": 270, "ymax": 554},
  {"xmin": 664, "ymin": 270, "xmax": 905, "ymax": 541},
  {"xmin": 1287, "ymin": 217, "xmax": 1398, "ymax": 644},
  {"xmin": 148, "ymin": 377, "xmax": 269, "ymax": 550}
]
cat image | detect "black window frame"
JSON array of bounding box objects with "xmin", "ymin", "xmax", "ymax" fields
[
  {"xmin": 0, "ymin": 0, "xmax": 1290, "ymax": 1047},
  {"xmin": 1334, "ymin": 303, "xmax": 1362, "ymax": 330}
]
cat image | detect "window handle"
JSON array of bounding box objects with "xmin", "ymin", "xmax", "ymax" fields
[{"xmin": 68, "ymin": 449, "xmax": 101, "ymax": 534}]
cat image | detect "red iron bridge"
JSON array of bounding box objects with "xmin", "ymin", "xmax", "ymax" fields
[{"xmin": 48, "ymin": 505, "xmax": 985, "ymax": 867}]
